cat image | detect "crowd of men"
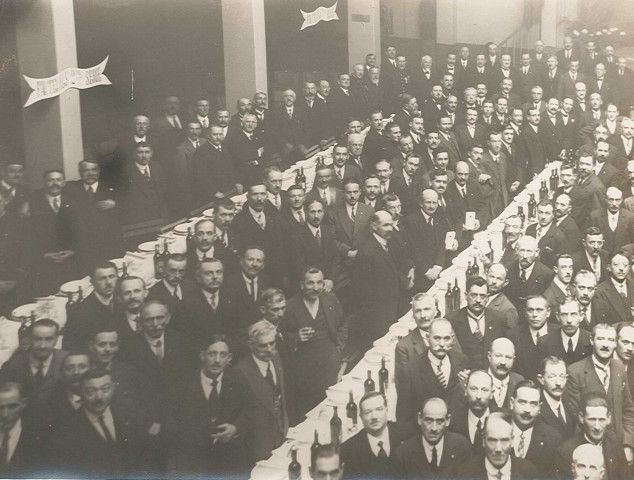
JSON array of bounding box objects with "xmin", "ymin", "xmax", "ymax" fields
[{"xmin": 0, "ymin": 36, "xmax": 634, "ymax": 479}]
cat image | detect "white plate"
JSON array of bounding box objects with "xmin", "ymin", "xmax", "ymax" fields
[
  {"xmin": 202, "ymin": 208, "xmax": 215, "ymax": 218},
  {"xmin": 173, "ymin": 223, "xmax": 191, "ymax": 235},
  {"xmin": 137, "ymin": 241, "xmax": 157, "ymax": 253},
  {"xmin": 59, "ymin": 279, "xmax": 88, "ymax": 295},
  {"xmin": 388, "ymin": 323, "xmax": 411, "ymax": 338},
  {"xmin": 11, "ymin": 304, "xmax": 38, "ymax": 322},
  {"xmin": 364, "ymin": 350, "xmax": 391, "ymax": 365}
]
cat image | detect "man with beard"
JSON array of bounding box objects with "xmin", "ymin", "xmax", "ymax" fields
[
  {"xmin": 283, "ymin": 267, "xmax": 346, "ymax": 417},
  {"xmin": 537, "ymin": 356, "xmax": 576, "ymax": 438},
  {"xmin": 555, "ymin": 392, "xmax": 629, "ymax": 480},
  {"xmin": 508, "ymin": 295, "xmax": 556, "ymax": 380},
  {"xmin": 362, "ymin": 111, "xmax": 385, "ymax": 165},
  {"xmin": 341, "ymin": 392, "xmax": 415, "ymax": 479},
  {"xmin": 554, "ymin": 193, "xmax": 582, "ymax": 253},
  {"xmin": 566, "ymin": 323, "xmax": 634, "ymax": 456},
  {"xmin": 543, "ymin": 254, "xmax": 575, "ymax": 316},
  {"xmin": 509, "ymin": 380, "xmax": 562, "ymax": 477},
  {"xmin": 594, "ymin": 251, "xmax": 634, "ymax": 323},
  {"xmin": 538, "ymin": 298, "xmax": 593, "ymax": 366},
  {"xmin": 397, "ymin": 318, "xmax": 468, "ymax": 423},
  {"xmin": 394, "ymin": 397, "xmax": 471, "ymax": 478},
  {"xmin": 457, "ymin": 411, "xmax": 538, "ymax": 479}
]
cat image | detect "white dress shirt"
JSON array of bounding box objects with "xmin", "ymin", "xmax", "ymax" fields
[
  {"xmin": 485, "ymin": 456, "xmax": 511, "ymax": 480},
  {"xmin": 561, "ymin": 328, "xmax": 580, "ymax": 352},
  {"xmin": 468, "ymin": 409, "xmax": 490, "ymax": 443},
  {"xmin": 201, "ymin": 370, "xmax": 223, "ymax": 398},
  {"xmin": 428, "ymin": 350, "xmax": 451, "ymax": 383},
  {"xmin": 252, "ymin": 355, "xmax": 277, "ymax": 385},
  {"xmin": 144, "ymin": 333, "xmax": 165, "ymax": 361},
  {"xmin": 367, "ymin": 428, "xmax": 391, "ymax": 456},
  {"xmin": 85, "ymin": 407, "xmax": 116, "ymax": 442},
  {"xmin": 488, "ymin": 370, "xmax": 509, "ymax": 407},
  {"xmin": 512, "ymin": 425, "xmax": 533, "ymax": 458},
  {"xmin": 423, "ymin": 436, "xmax": 444, "ymax": 466}
]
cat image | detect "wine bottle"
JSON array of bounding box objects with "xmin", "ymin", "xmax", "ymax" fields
[
  {"xmin": 528, "ymin": 193, "xmax": 537, "ymax": 219},
  {"xmin": 288, "ymin": 446, "xmax": 302, "ymax": 480},
  {"xmin": 311, "ymin": 430, "xmax": 320, "ymax": 469},
  {"xmin": 77, "ymin": 286, "xmax": 83, "ymax": 303},
  {"xmin": 330, "ymin": 406, "xmax": 342, "ymax": 448},
  {"xmin": 66, "ymin": 291, "xmax": 75, "ymax": 308},
  {"xmin": 472, "ymin": 256, "xmax": 480, "ymax": 277},
  {"xmin": 445, "ymin": 283, "xmax": 453, "ymax": 314},
  {"xmin": 554, "ymin": 166, "xmax": 560, "ymax": 186},
  {"xmin": 517, "ymin": 205, "xmax": 525, "ymax": 225},
  {"xmin": 364, "ymin": 370, "xmax": 375, "ymax": 393},
  {"xmin": 153, "ymin": 244, "xmax": 164, "ymax": 279},
  {"xmin": 539, "ymin": 180, "xmax": 548, "ymax": 202},
  {"xmin": 434, "ymin": 297, "xmax": 441, "ymax": 318},
  {"xmin": 487, "ymin": 239, "xmax": 494, "ymax": 264},
  {"xmin": 346, "ymin": 390, "xmax": 358, "ymax": 429},
  {"xmin": 121, "ymin": 262, "xmax": 129, "ymax": 278},
  {"xmin": 186, "ymin": 227, "xmax": 195, "ymax": 253},
  {"xmin": 452, "ymin": 278, "xmax": 461, "ymax": 311},
  {"xmin": 466, "ymin": 260, "xmax": 473, "ymax": 278},
  {"xmin": 549, "ymin": 167, "xmax": 558, "ymax": 191},
  {"xmin": 379, "ymin": 357, "xmax": 389, "ymax": 394}
]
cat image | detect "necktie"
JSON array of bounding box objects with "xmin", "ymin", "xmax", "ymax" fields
[
  {"xmin": 274, "ymin": 195, "xmax": 280, "ymax": 209},
  {"xmin": 154, "ymin": 339, "xmax": 163, "ymax": 364},
  {"xmin": 34, "ymin": 361, "xmax": 45, "ymax": 383},
  {"xmin": 567, "ymin": 338, "xmax": 574, "ymax": 355},
  {"xmin": 557, "ymin": 404, "xmax": 566, "ymax": 425},
  {"xmin": 250, "ymin": 279, "xmax": 257, "ymax": 302},
  {"xmin": 405, "ymin": 175, "xmax": 411, "ymax": 187},
  {"xmin": 265, "ymin": 363, "xmax": 277, "ymax": 392},
  {"xmin": 337, "ymin": 169, "xmax": 343, "ymax": 180},
  {"xmin": 172, "ymin": 116, "xmax": 181, "ymax": 129},
  {"xmin": 427, "ymin": 217, "xmax": 433, "ymax": 227},
  {"xmin": 86, "ymin": 185, "xmax": 95, "ymax": 198},
  {"xmin": 496, "ymin": 470, "xmax": 503, "ymax": 480},
  {"xmin": 517, "ymin": 431, "xmax": 525, "ymax": 458},
  {"xmin": 143, "ymin": 168, "xmax": 150, "ymax": 179},
  {"xmin": 597, "ymin": 364, "xmax": 609, "ymax": 389},
  {"xmin": 208, "ymin": 378, "xmax": 219, "ymax": 415},
  {"xmin": 134, "ymin": 315, "xmax": 142, "ymax": 332},
  {"xmin": 581, "ymin": 307, "xmax": 588, "ymax": 326},
  {"xmin": 202, "ymin": 118, "xmax": 208, "ymax": 128},
  {"xmin": 194, "ymin": 139, "xmax": 199, "ymax": 148},
  {"xmin": 350, "ymin": 205, "xmax": 356, "ymax": 220},
  {"xmin": 474, "ymin": 419, "xmax": 483, "ymax": 449},
  {"xmin": 52, "ymin": 196, "xmax": 60, "ymax": 214},
  {"xmin": 297, "ymin": 210, "xmax": 305, "ymax": 224},
  {"xmin": 0, "ymin": 431, "xmax": 9, "ymax": 466},
  {"xmin": 322, "ymin": 190, "xmax": 328, "ymax": 205},
  {"xmin": 618, "ymin": 282, "xmax": 628, "ymax": 298},
  {"xmin": 431, "ymin": 445, "xmax": 438, "ymax": 469},
  {"xmin": 436, "ymin": 359, "xmax": 447, "ymax": 388},
  {"xmin": 98, "ymin": 414, "xmax": 115, "ymax": 443},
  {"xmin": 472, "ymin": 320, "xmax": 483, "ymax": 341},
  {"xmin": 217, "ymin": 144, "xmax": 221, "ymax": 152},
  {"xmin": 209, "ymin": 292, "xmax": 218, "ymax": 311},
  {"xmin": 493, "ymin": 382, "xmax": 503, "ymax": 406},
  {"xmin": 534, "ymin": 330, "xmax": 541, "ymax": 344},
  {"xmin": 256, "ymin": 213, "xmax": 265, "ymax": 229},
  {"xmin": 172, "ymin": 286, "xmax": 180, "ymax": 300},
  {"xmin": 377, "ymin": 441, "xmax": 388, "ymax": 459},
  {"xmin": 315, "ymin": 229, "xmax": 321, "ymax": 247},
  {"xmin": 520, "ymin": 269, "xmax": 527, "ymax": 282}
]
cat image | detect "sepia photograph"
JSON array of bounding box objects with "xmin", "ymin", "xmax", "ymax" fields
[{"xmin": 1, "ymin": 0, "xmax": 634, "ymax": 478}]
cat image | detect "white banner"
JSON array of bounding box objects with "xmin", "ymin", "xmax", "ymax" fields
[
  {"xmin": 22, "ymin": 56, "xmax": 112, "ymax": 107},
  {"xmin": 300, "ymin": 1, "xmax": 339, "ymax": 31}
]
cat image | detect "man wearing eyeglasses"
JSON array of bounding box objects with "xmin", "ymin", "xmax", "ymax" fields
[
  {"xmin": 49, "ymin": 369, "xmax": 154, "ymax": 477},
  {"xmin": 457, "ymin": 411, "xmax": 538, "ymax": 479}
]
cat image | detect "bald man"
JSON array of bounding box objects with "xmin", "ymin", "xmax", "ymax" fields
[
  {"xmin": 571, "ymin": 444, "xmax": 606, "ymax": 480},
  {"xmin": 589, "ymin": 186, "xmax": 634, "ymax": 254}
]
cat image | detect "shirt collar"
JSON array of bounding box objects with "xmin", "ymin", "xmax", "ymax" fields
[
  {"xmin": 94, "ymin": 290, "xmax": 113, "ymax": 307},
  {"xmin": 561, "ymin": 327, "xmax": 580, "ymax": 346},
  {"xmin": 307, "ymin": 223, "xmax": 320, "ymax": 236},
  {"xmin": 488, "ymin": 369, "xmax": 509, "ymax": 388},
  {"xmin": 85, "ymin": 181, "xmax": 99, "ymax": 192},
  {"xmin": 553, "ymin": 277, "xmax": 570, "ymax": 294},
  {"xmin": 373, "ymin": 233, "xmax": 388, "ymax": 249},
  {"xmin": 200, "ymin": 369, "xmax": 223, "ymax": 388},
  {"xmin": 144, "ymin": 332, "xmax": 164, "ymax": 348},
  {"xmin": 252, "ymin": 354, "xmax": 273, "ymax": 377},
  {"xmin": 485, "ymin": 456, "xmax": 511, "ymax": 478},
  {"xmin": 521, "ymin": 262, "xmax": 535, "ymax": 279},
  {"xmin": 366, "ymin": 427, "xmax": 390, "ymax": 454},
  {"xmin": 29, "ymin": 353, "xmax": 53, "ymax": 375},
  {"xmin": 543, "ymin": 390, "xmax": 563, "ymax": 411}
]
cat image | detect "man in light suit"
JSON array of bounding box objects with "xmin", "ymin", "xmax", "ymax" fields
[
  {"xmin": 283, "ymin": 267, "xmax": 346, "ymax": 418},
  {"xmin": 565, "ymin": 322, "xmax": 634, "ymax": 453},
  {"xmin": 235, "ymin": 320, "xmax": 292, "ymax": 465}
]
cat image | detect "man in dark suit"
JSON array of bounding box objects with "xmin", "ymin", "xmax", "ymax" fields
[
  {"xmin": 225, "ymin": 113, "xmax": 267, "ymax": 187},
  {"xmin": 289, "ymin": 199, "xmax": 339, "ymax": 290},
  {"xmin": 525, "ymin": 200, "xmax": 568, "ymax": 268},
  {"xmin": 403, "ymin": 189, "xmax": 456, "ymax": 293},
  {"xmin": 262, "ymin": 165, "xmax": 289, "ymax": 214},
  {"xmin": 446, "ymin": 276, "xmax": 506, "ymax": 370},
  {"xmin": 283, "ymin": 268, "xmax": 346, "ymax": 418},
  {"xmin": 0, "ymin": 382, "xmax": 44, "ymax": 478},
  {"xmin": 27, "ymin": 170, "xmax": 76, "ymax": 296},
  {"xmin": 486, "ymin": 263, "xmax": 519, "ymax": 334},
  {"xmin": 555, "ymin": 392, "xmax": 629, "ymax": 480},
  {"xmin": 594, "ymin": 140, "xmax": 619, "ymax": 189},
  {"xmin": 170, "ymin": 335, "xmax": 253, "ymax": 476},
  {"xmin": 565, "ymin": 323, "xmax": 634, "ymax": 452},
  {"xmin": 394, "ymin": 397, "xmax": 471, "ymax": 478},
  {"xmin": 457, "ymin": 411, "xmax": 538, "ymax": 479},
  {"xmin": 504, "ymin": 236, "xmax": 555, "ymax": 312},
  {"xmin": 351, "ymin": 211, "xmax": 405, "ymax": 346},
  {"xmin": 519, "ymin": 107, "xmax": 549, "ymax": 177},
  {"xmin": 192, "ymin": 124, "xmax": 242, "ymax": 205},
  {"xmin": 573, "ymin": 269, "xmax": 608, "ymax": 331},
  {"xmin": 392, "ymin": 94, "xmax": 418, "ymax": 135},
  {"xmin": 163, "ymin": 121, "xmax": 200, "ymax": 218},
  {"xmin": 120, "ymin": 142, "xmax": 169, "ymax": 227},
  {"xmin": 590, "ymin": 186, "xmax": 634, "ymax": 254},
  {"xmin": 49, "ymin": 369, "xmax": 155, "ymax": 477},
  {"xmin": 517, "ymin": 53, "xmax": 543, "ymax": 102},
  {"xmin": 235, "ymin": 320, "xmax": 292, "ymax": 465},
  {"xmin": 558, "ymin": 60, "xmax": 587, "ymax": 100},
  {"xmin": 148, "ymin": 253, "xmax": 197, "ymax": 314},
  {"xmin": 594, "ymin": 251, "xmax": 634, "ymax": 324},
  {"xmin": 481, "ymin": 131, "xmax": 517, "ymax": 219},
  {"xmin": 306, "ymin": 164, "xmax": 344, "ymax": 211},
  {"xmin": 362, "ymin": 111, "xmax": 386, "ymax": 165},
  {"xmin": 508, "ymin": 295, "xmax": 557, "ymax": 380},
  {"xmin": 330, "ymin": 144, "xmax": 362, "ymax": 191},
  {"xmin": 389, "ymin": 153, "xmax": 424, "ymax": 216},
  {"xmin": 484, "ymin": 338, "xmax": 525, "ymax": 410},
  {"xmin": 397, "ymin": 318, "xmax": 468, "ymax": 423},
  {"xmin": 589, "ymin": 63, "xmax": 619, "ymax": 105},
  {"xmin": 232, "ymin": 183, "xmax": 288, "ymax": 287},
  {"xmin": 538, "ymin": 298, "xmax": 594, "ymax": 366},
  {"xmin": 454, "ymin": 108, "xmax": 488, "ymax": 159},
  {"xmin": 554, "ymin": 193, "xmax": 583, "ymax": 253},
  {"xmin": 270, "ymin": 89, "xmax": 308, "ymax": 166},
  {"xmin": 0, "ymin": 319, "xmax": 66, "ymax": 412},
  {"xmin": 341, "ymin": 391, "xmax": 415, "ymax": 479},
  {"xmin": 63, "ymin": 262, "xmax": 118, "ymax": 351},
  {"xmin": 509, "ymin": 380, "xmax": 562, "ymax": 478},
  {"xmin": 227, "ymin": 97, "xmax": 254, "ymax": 139},
  {"xmin": 539, "ymin": 97, "xmax": 566, "ymax": 162},
  {"xmin": 176, "ymin": 258, "xmax": 236, "ymax": 349},
  {"xmin": 536, "ymin": 356, "xmax": 577, "ymax": 439},
  {"xmin": 152, "ymin": 95, "xmax": 185, "ymax": 153},
  {"xmin": 543, "ymin": 254, "xmax": 575, "ymax": 317},
  {"xmin": 64, "ymin": 160, "xmax": 124, "ymax": 274},
  {"xmin": 0, "ymin": 161, "xmax": 28, "ymax": 217},
  {"xmin": 542, "ymin": 55, "xmax": 562, "ymax": 101},
  {"xmin": 280, "ymin": 185, "xmax": 307, "ymax": 235}
]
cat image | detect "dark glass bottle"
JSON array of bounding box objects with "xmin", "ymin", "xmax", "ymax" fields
[
  {"xmin": 539, "ymin": 180, "xmax": 548, "ymax": 202},
  {"xmin": 452, "ymin": 278, "xmax": 461, "ymax": 311},
  {"xmin": 472, "ymin": 256, "xmax": 480, "ymax": 277},
  {"xmin": 296, "ymin": 167, "xmax": 307, "ymax": 190},
  {"xmin": 311, "ymin": 430, "xmax": 320, "ymax": 469},
  {"xmin": 121, "ymin": 262, "xmax": 129, "ymax": 278},
  {"xmin": 549, "ymin": 167, "xmax": 558, "ymax": 191},
  {"xmin": 77, "ymin": 286, "xmax": 83, "ymax": 303},
  {"xmin": 445, "ymin": 283, "xmax": 453, "ymax": 314},
  {"xmin": 330, "ymin": 406, "xmax": 342, "ymax": 448},
  {"xmin": 186, "ymin": 227, "xmax": 195, "ymax": 253},
  {"xmin": 288, "ymin": 446, "xmax": 301, "ymax": 480},
  {"xmin": 466, "ymin": 260, "xmax": 473, "ymax": 278},
  {"xmin": 153, "ymin": 244, "xmax": 163, "ymax": 279},
  {"xmin": 528, "ymin": 193, "xmax": 537, "ymax": 219},
  {"xmin": 379, "ymin": 357, "xmax": 389, "ymax": 394},
  {"xmin": 346, "ymin": 390, "xmax": 358, "ymax": 428},
  {"xmin": 434, "ymin": 297, "xmax": 441, "ymax": 318},
  {"xmin": 66, "ymin": 291, "xmax": 75, "ymax": 308},
  {"xmin": 487, "ymin": 240, "xmax": 494, "ymax": 264},
  {"xmin": 364, "ymin": 370, "xmax": 375, "ymax": 393},
  {"xmin": 517, "ymin": 205, "xmax": 525, "ymax": 224}
]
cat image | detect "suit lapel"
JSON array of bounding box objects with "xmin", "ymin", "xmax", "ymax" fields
[{"xmin": 337, "ymin": 206, "xmax": 354, "ymax": 242}]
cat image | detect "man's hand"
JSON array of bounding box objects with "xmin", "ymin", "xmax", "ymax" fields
[
  {"xmin": 509, "ymin": 181, "xmax": 521, "ymax": 193},
  {"xmin": 625, "ymin": 446, "xmax": 633, "ymax": 465},
  {"xmin": 323, "ymin": 279, "xmax": 334, "ymax": 292},
  {"xmin": 298, "ymin": 327, "xmax": 315, "ymax": 342},
  {"xmin": 447, "ymin": 239, "xmax": 459, "ymax": 252},
  {"xmin": 478, "ymin": 174, "xmax": 492, "ymax": 184},
  {"xmin": 347, "ymin": 250, "xmax": 358, "ymax": 260},
  {"xmin": 95, "ymin": 199, "xmax": 116, "ymax": 211},
  {"xmin": 457, "ymin": 369, "xmax": 471, "ymax": 383},
  {"xmin": 425, "ymin": 265, "xmax": 442, "ymax": 281},
  {"xmin": 0, "ymin": 280, "xmax": 16, "ymax": 294},
  {"xmin": 148, "ymin": 423, "xmax": 161, "ymax": 436},
  {"xmin": 43, "ymin": 253, "xmax": 61, "ymax": 263},
  {"xmin": 407, "ymin": 268, "xmax": 415, "ymax": 290},
  {"xmin": 211, "ymin": 423, "xmax": 237, "ymax": 444},
  {"xmin": 214, "ymin": 192, "xmax": 225, "ymax": 199}
]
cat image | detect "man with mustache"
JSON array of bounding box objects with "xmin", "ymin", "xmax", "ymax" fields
[
  {"xmin": 565, "ymin": 323, "xmax": 634, "ymax": 466},
  {"xmin": 486, "ymin": 338, "xmax": 524, "ymax": 410},
  {"xmin": 573, "ymin": 269, "xmax": 608, "ymax": 331},
  {"xmin": 394, "ymin": 397, "xmax": 471, "ymax": 478},
  {"xmin": 509, "ymin": 380, "xmax": 562, "ymax": 478},
  {"xmin": 537, "ymin": 356, "xmax": 576, "ymax": 438},
  {"xmin": 341, "ymin": 391, "xmax": 414, "ymax": 480},
  {"xmin": 594, "ymin": 250, "xmax": 634, "ymax": 324},
  {"xmin": 571, "ymin": 227, "xmax": 610, "ymax": 285},
  {"xmin": 615, "ymin": 323, "xmax": 634, "ymax": 399}
]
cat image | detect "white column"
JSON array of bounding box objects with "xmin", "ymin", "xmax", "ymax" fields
[
  {"xmin": 348, "ymin": 0, "xmax": 381, "ymax": 70},
  {"xmin": 222, "ymin": 0, "xmax": 268, "ymax": 115},
  {"xmin": 13, "ymin": 0, "xmax": 83, "ymax": 185}
]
